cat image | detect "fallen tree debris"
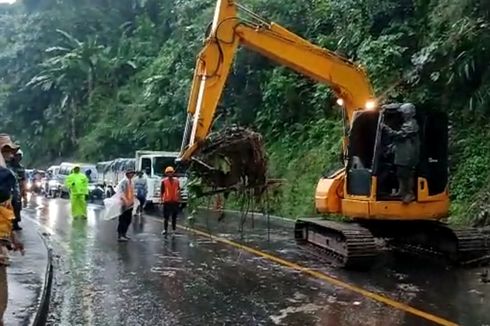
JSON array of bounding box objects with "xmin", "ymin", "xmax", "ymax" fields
[{"xmin": 189, "ymin": 126, "xmax": 268, "ymax": 196}]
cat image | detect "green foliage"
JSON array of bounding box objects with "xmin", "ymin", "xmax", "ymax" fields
[
  {"xmin": 449, "ymin": 125, "xmax": 490, "ymax": 219},
  {"xmin": 0, "ymin": 0, "xmax": 489, "ymax": 223},
  {"xmin": 265, "ymin": 119, "xmax": 343, "ymax": 218}
]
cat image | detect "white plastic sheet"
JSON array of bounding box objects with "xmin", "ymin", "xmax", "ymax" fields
[
  {"xmin": 102, "ymin": 193, "xmax": 123, "ymax": 221},
  {"xmin": 132, "ymin": 197, "xmax": 140, "ymax": 215}
]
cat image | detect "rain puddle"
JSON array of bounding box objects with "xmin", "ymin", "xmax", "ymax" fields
[
  {"xmin": 150, "ymin": 266, "xmax": 185, "ymax": 277},
  {"xmin": 270, "ymin": 303, "xmax": 322, "ymax": 325}
]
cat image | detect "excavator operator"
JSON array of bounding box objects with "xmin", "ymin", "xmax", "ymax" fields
[{"xmin": 382, "ymin": 103, "xmax": 420, "ymax": 204}]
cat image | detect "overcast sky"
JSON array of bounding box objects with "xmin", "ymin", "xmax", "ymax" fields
[{"xmin": 0, "ymin": 0, "xmax": 16, "ymax": 3}]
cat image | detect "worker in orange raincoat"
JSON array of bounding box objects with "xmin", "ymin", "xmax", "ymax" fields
[{"xmin": 160, "ymin": 166, "xmax": 180, "ymax": 236}]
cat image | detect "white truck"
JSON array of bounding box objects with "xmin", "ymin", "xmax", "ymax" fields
[
  {"xmin": 135, "ymin": 151, "xmax": 188, "ymax": 206},
  {"xmin": 96, "ymin": 158, "xmax": 135, "ymax": 197}
]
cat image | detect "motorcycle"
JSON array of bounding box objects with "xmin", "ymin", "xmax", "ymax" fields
[
  {"xmin": 26, "ymin": 179, "xmax": 43, "ymax": 195},
  {"xmin": 88, "ymin": 184, "xmax": 105, "ymax": 202}
]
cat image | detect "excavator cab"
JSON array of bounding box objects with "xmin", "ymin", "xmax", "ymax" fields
[{"xmin": 345, "ymin": 105, "xmax": 448, "ymax": 202}]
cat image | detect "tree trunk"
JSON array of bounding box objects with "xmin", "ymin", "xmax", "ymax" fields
[
  {"xmin": 88, "ymin": 65, "xmax": 94, "ymax": 106},
  {"xmin": 70, "ymin": 98, "xmax": 78, "ymax": 146}
]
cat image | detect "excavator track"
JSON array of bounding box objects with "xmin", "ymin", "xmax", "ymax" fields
[
  {"xmin": 295, "ymin": 218, "xmax": 379, "ymax": 268},
  {"xmin": 450, "ymin": 227, "xmax": 490, "ymax": 264},
  {"xmin": 385, "ymin": 222, "xmax": 490, "ymax": 266},
  {"xmin": 295, "ymin": 219, "xmax": 490, "ymax": 268}
]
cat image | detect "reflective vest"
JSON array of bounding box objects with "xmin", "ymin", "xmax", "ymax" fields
[
  {"xmin": 161, "ymin": 177, "xmax": 180, "ymax": 203},
  {"xmin": 124, "ymin": 179, "xmax": 134, "ymax": 207}
]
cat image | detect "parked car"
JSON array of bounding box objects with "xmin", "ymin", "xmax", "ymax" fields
[{"xmin": 43, "ymin": 165, "xmax": 61, "ymax": 198}]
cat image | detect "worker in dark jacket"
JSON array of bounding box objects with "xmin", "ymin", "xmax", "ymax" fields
[
  {"xmin": 382, "ymin": 103, "xmax": 420, "ymax": 204},
  {"xmin": 0, "ymin": 134, "xmax": 24, "ymax": 325},
  {"xmin": 0, "ymin": 135, "xmax": 22, "ymax": 226},
  {"xmin": 7, "ymin": 149, "xmax": 26, "ymax": 230},
  {"xmin": 134, "ymin": 171, "xmax": 148, "ymax": 217}
]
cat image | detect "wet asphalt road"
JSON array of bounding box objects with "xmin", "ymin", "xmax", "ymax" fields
[
  {"xmin": 22, "ymin": 195, "xmax": 490, "ymax": 326},
  {"xmin": 4, "ymin": 217, "xmax": 48, "ymax": 326}
]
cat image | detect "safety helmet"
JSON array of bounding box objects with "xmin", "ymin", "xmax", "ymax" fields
[
  {"xmin": 0, "ymin": 134, "xmax": 19, "ymax": 152},
  {"xmin": 399, "ymin": 103, "xmax": 416, "ymax": 119},
  {"xmin": 165, "ymin": 166, "xmax": 175, "ymax": 174}
]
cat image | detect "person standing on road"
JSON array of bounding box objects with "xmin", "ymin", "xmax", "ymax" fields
[
  {"xmin": 85, "ymin": 169, "xmax": 93, "ymax": 183},
  {"xmin": 161, "ymin": 166, "xmax": 180, "ymax": 236},
  {"xmin": 0, "ymin": 169, "xmax": 25, "ymax": 326},
  {"xmin": 7, "ymin": 149, "xmax": 26, "ymax": 230},
  {"xmin": 65, "ymin": 166, "xmax": 89, "ymax": 219},
  {"xmin": 134, "ymin": 171, "xmax": 147, "ymax": 217},
  {"xmin": 0, "ymin": 135, "xmax": 22, "ymax": 225},
  {"xmin": 116, "ymin": 169, "xmax": 135, "ymax": 242},
  {"xmin": 0, "ymin": 136, "xmax": 24, "ymax": 326}
]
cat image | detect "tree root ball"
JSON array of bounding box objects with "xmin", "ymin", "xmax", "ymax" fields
[{"xmin": 191, "ymin": 126, "xmax": 267, "ymax": 190}]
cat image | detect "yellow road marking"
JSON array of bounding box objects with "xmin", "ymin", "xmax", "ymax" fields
[{"xmin": 166, "ymin": 221, "xmax": 458, "ymax": 326}]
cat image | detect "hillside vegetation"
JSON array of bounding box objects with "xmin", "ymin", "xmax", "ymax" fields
[{"xmin": 0, "ymin": 0, "xmax": 489, "ymax": 223}]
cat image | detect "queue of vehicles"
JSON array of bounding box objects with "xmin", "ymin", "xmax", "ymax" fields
[
  {"xmin": 96, "ymin": 151, "xmax": 188, "ymax": 207},
  {"xmin": 29, "ymin": 150, "xmax": 188, "ymax": 208},
  {"xmin": 25, "ymin": 169, "xmax": 45, "ymax": 194}
]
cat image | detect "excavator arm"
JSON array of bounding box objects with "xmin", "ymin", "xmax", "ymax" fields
[{"xmin": 179, "ymin": 0, "xmax": 376, "ymax": 161}]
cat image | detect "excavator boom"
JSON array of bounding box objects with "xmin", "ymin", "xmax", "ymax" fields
[{"xmin": 179, "ymin": 0, "xmax": 376, "ymax": 161}]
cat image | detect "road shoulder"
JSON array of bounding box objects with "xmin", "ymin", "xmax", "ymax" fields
[{"xmin": 5, "ymin": 216, "xmax": 53, "ymax": 326}]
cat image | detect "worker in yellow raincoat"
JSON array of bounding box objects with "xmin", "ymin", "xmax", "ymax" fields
[{"xmin": 65, "ymin": 166, "xmax": 89, "ymax": 219}]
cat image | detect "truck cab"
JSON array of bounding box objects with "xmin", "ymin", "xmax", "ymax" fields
[{"xmin": 135, "ymin": 151, "xmax": 188, "ymax": 206}]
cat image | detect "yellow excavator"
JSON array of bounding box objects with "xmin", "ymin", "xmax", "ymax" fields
[{"xmin": 179, "ymin": 0, "xmax": 489, "ymax": 267}]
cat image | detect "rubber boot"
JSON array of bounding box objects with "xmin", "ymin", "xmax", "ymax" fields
[
  {"xmin": 395, "ymin": 177, "xmax": 405, "ymax": 197},
  {"xmin": 402, "ymin": 177, "xmax": 415, "ymax": 204},
  {"xmin": 12, "ymin": 221, "xmax": 22, "ymax": 231}
]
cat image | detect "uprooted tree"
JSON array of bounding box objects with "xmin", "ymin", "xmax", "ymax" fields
[{"xmin": 187, "ymin": 126, "xmax": 268, "ymax": 200}]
